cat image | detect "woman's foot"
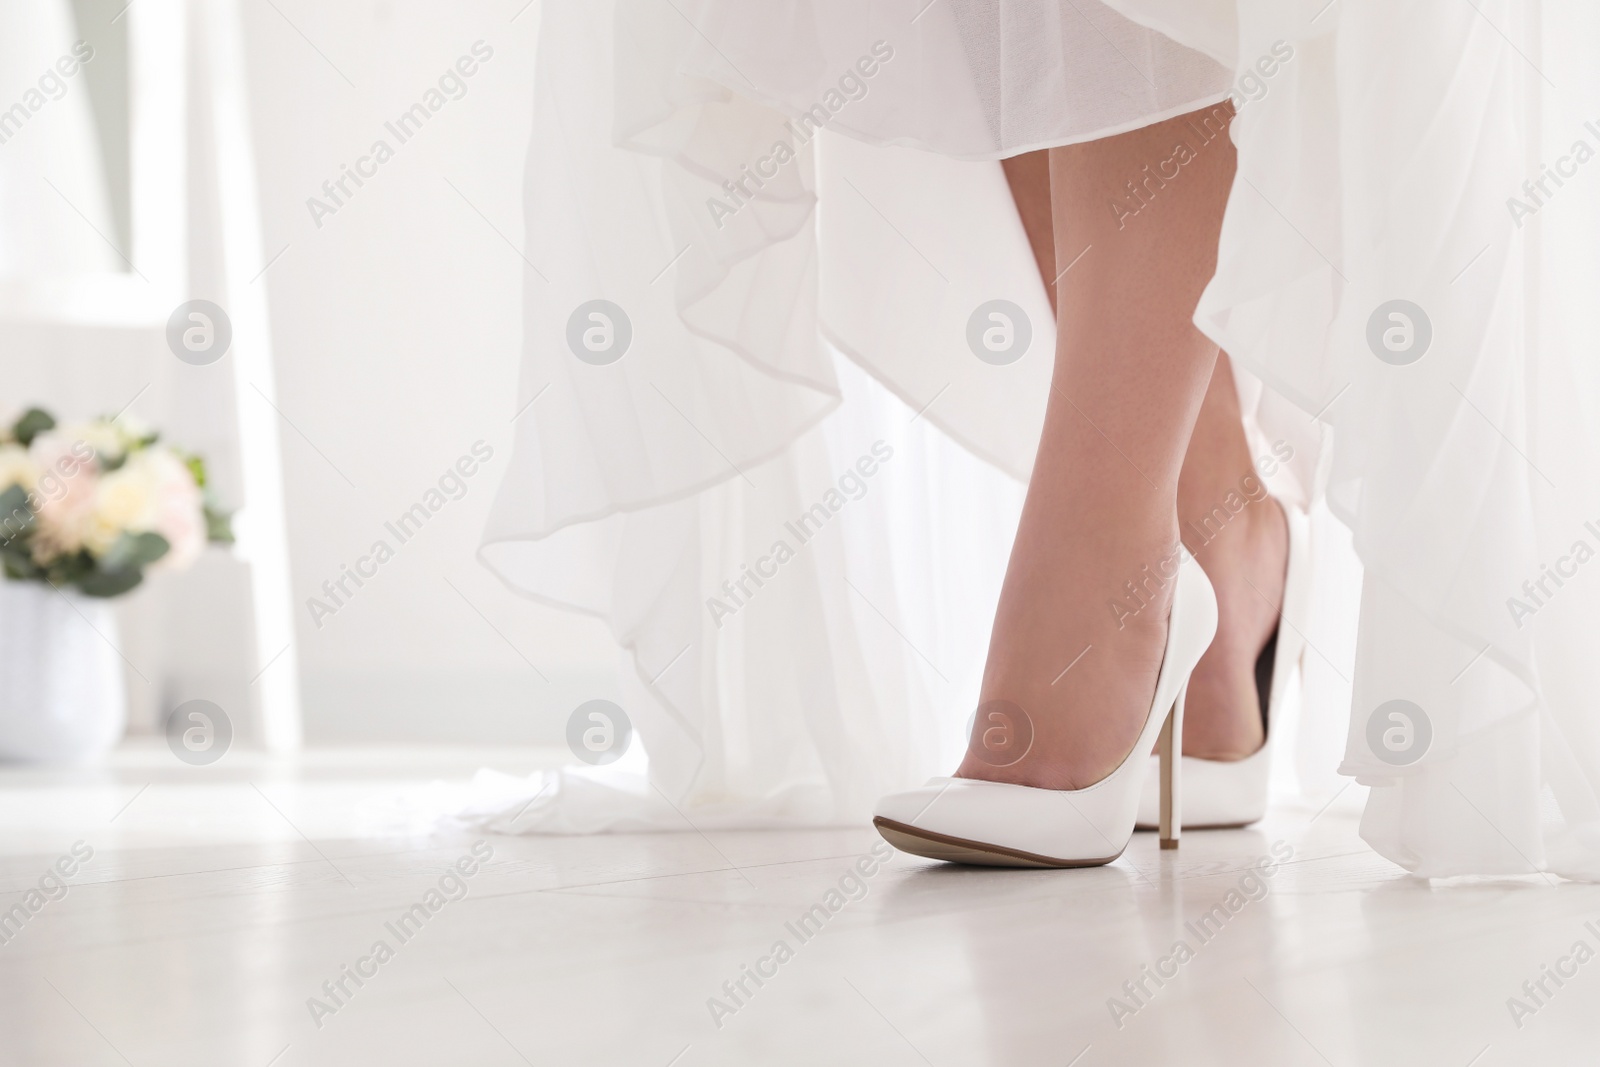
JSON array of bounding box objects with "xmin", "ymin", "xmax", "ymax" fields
[
  {"xmin": 954, "ymin": 496, "xmax": 1182, "ymax": 792},
  {"xmin": 951, "ymin": 436, "xmax": 1286, "ymax": 791}
]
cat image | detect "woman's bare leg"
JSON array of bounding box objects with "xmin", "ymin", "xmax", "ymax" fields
[
  {"xmin": 1002, "ymin": 140, "xmax": 1289, "ymax": 764},
  {"xmin": 958, "ymin": 104, "xmax": 1253, "ymax": 790},
  {"xmin": 1175, "ymin": 354, "xmax": 1286, "ymax": 758},
  {"xmin": 1001, "ymin": 152, "xmax": 1056, "ymax": 304}
]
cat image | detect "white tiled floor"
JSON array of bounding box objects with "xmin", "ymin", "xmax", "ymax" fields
[{"xmin": 2, "ymin": 745, "xmax": 1596, "ymax": 1066}]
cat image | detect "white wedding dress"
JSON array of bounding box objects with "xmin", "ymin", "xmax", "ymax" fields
[{"xmin": 468, "ymin": 0, "xmax": 1600, "ymax": 881}]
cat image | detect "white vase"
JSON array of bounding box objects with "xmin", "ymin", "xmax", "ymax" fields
[{"xmin": 0, "ymin": 579, "xmax": 128, "ymax": 763}]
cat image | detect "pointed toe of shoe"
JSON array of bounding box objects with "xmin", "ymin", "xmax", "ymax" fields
[
  {"xmin": 872, "ymin": 778, "xmax": 1066, "ymax": 868},
  {"xmin": 871, "ymin": 777, "xmax": 1134, "ymax": 868},
  {"xmin": 872, "ymin": 779, "xmax": 954, "ymax": 827}
]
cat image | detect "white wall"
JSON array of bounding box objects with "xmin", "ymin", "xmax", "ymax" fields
[{"xmin": 239, "ymin": 0, "xmax": 619, "ymax": 744}]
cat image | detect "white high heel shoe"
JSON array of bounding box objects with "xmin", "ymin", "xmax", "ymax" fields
[
  {"xmin": 872, "ymin": 555, "xmax": 1218, "ymax": 867},
  {"xmin": 1134, "ymin": 501, "xmax": 1310, "ymax": 831}
]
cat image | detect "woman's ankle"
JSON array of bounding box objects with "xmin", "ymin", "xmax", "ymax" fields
[{"xmin": 1184, "ymin": 493, "xmax": 1286, "ymax": 623}]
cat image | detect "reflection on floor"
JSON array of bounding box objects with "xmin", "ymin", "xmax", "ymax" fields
[{"xmin": 0, "ymin": 744, "xmax": 1594, "ymax": 1066}]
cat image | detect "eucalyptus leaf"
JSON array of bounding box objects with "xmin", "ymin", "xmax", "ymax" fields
[
  {"xmin": 45, "ymin": 552, "xmax": 92, "ymax": 587},
  {"xmin": 12, "ymin": 408, "xmax": 54, "ymax": 447},
  {"xmin": 1, "ymin": 549, "xmax": 39, "ymax": 580},
  {"xmin": 100, "ymin": 531, "xmax": 170, "ymax": 572},
  {"xmin": 0, "ymin": 485, "xmax": 32, "ymax": 546},
  {"xmin": 78, "ymin": 567, "xmax": 145, "ymax": 598},
  {"xmin": 205, "ymin": 504, "xmax": 235, "ymax": 544}
]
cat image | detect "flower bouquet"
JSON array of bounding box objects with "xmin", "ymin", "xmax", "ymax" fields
[{"xmin": 0, "ymin": 407, "xmax": 233, "ymax": 596}]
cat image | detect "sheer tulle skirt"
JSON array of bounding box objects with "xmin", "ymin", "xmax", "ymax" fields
[{"xmin": 472, "ymin": 0, "xmax": 1600, "ymax": 881}]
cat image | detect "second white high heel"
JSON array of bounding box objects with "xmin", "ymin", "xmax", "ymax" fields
[
  {"xmin": 1134, "ymin": 501, "xmax": 1311, "ymax": 830},
  {"xmin": 871, "ymin": 555, "xmax": 1218, "ymax": 867}
]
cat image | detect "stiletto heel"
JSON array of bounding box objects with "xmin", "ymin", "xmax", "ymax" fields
[
  {"xmin": 872, "ymin": 555, "xmax": 1218, "ymax": 868},
  {"xmin": 1157, "ymin": 687, "xmax": 1185, "ymax": 850}
]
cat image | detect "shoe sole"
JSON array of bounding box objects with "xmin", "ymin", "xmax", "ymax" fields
[{"xmin": 872, "ymin": 817, "xmax": 1123, "ymax": 869}]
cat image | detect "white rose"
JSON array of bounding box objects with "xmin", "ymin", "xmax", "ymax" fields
[
  {"xmin": 65, "ymin": 420, "xmax": 125, "ymax": 465},
  {"xmin": 144, "ymin": 448, "xmax": 206, "ymax": 571},
  {"xmin": 114, "ymin": 415, "xmax": 153, "ymax": 449},
  {"xmin": 0, "ymin": 444, "xmax": 37, "ymax": 494},
  {"xmin": 84, "ymin": 458, "xmax": 160, "ymax": 557}
]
